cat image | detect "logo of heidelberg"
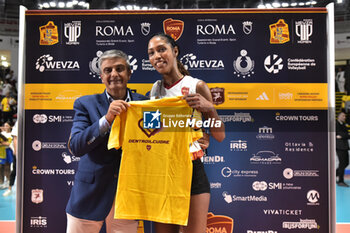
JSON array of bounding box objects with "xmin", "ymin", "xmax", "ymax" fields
[
  {"xmin": 39, "ymin": 21, "xmax": 59, "ymax": 45},
  {"xmin": 31, "ymin": 189, "xmax": 44, "ymax": 204},
  {"xmin": 64, "ymin": 21, "xmax": 81, "ymax": 45},
  {"xmin": 269, "ymin": 19, "xmax": 290, "ymax": 44},
  {"xmin": 264, "ymin": 54, "xmax": 283, "ymax": 74},
  {"xmin": 141, "ymin": 22, "xmax": 151, "ymax": 36},
  {"xmin": 163, "ymin": 18, "xmax": 184, "ymax": 41},
  {"xmin": 206, "ymin": 212, "xmax": 234, "ymax": 233},
  {"xmin": 210, "ymin": 87, "xmax": 225, "ymax": 105},
  {"xmin": 233, "ymin": 49, "xmax": 254, "ymax": 78}
]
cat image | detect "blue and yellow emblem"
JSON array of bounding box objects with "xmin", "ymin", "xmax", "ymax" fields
[{"xmin": 269, "ymin": 19, "xmax": 290, "ymax": 44}]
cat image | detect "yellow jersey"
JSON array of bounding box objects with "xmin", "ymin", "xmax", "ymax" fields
[{"xmin": 108, "ymin": 96, "xmax": 203, "ymax": 225}]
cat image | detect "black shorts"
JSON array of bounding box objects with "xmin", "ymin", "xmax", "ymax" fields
[{"xmin": 191, "ymin": 159, "xmax": 210, "ymax": 195}]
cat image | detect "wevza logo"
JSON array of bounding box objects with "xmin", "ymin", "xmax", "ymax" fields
[
  {"xmin": 206, "ymin": 212, "xmax": 234, "ymax": 233},
  {"xmin": 256, "ymin": 126, "xmax": 275, "ymax": 140},
  {"xmin": 233, "ymin": 49, "xmax": 254, "ymax": 78},
  {"xmin": 197, "ymin": 24, "xmax": 236, "ymax": 35},
  {"xmin": 296, "ymin": 19, "xmax": 313, "ymax": 44},
  {"xmin": 32, "ymin": 166, "xmax": 75, "ymax": 175},
  {"xmin": 35, "ymin": 54, "xmax": 80, "ymax": 72},
  {"xmin": 202, "ymin": 155, "xmax": 225, "ymax": 164},
  {"xmin": 180, "ymin": 53, "xmax": 224, "ymax": 71},
  {"xmin": 252, "ymin": 181, "xmax": 301, "ymax": 191},
  {"xmin": 230, "ymin": 140, "xmax": 247, "ymax": 151},
  {"xmin": 307, "ymin": 190, "xmax": 320, "ymax": 206},
  {"xmin": 30, "ymin": 216, "xmax": 47, "ymax": 228},
  {"xmin": 62, "ymin": 152, "xmax": 80, "ymax": 164},
  {"xmin": 284, "ymin": 141, "xmax": 314, "ymax": 152},
  {"xmin": 250, "ymin": 151, "xmax": 281, "ymax": 164},
  {"xmin": 282, "ymin": 219, "xmax": 319, "ymax": 230},
  {"xmin": 31, "ymin": 189, "xmax": 44, "ymax": 204},
  {"xmin": 283, "ymin": 168, "xmax": 319, "ymax": 179},
  {"xmin": 142, "ymin": 109, "xmax": 222, "ymax": 129},
  {"xmin": 33, "ymin": 114, "xmax": 73, "ymax": 123},
  {"xmin": 275, "ymin": 112, "xmax": 319, "ymax": 121},
  {"xmin": 263, "ymin": 209, "xmax": 302, "ymax": 215},
  {"xmin": 32, "ymin": 140, "xmax": 66, "ymax": 151},
  {"xmin": 223, "ymin": 191, "xmax": 267, "ymax": 203},
  {"xmin": 64, "ymin": 21, "xmax": 81, "ymax": 45},
  {"xmin": 221, "ymin": 167, "xmax": 258, "ymax": 178},
  {"xmin": 95, "ymin": 24, "xmax": 134, "ymax": 36}
]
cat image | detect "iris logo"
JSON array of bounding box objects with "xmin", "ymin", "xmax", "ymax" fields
[{"xmin": 143, "ymin": 110, "xmax": 161, "ymax": 129}]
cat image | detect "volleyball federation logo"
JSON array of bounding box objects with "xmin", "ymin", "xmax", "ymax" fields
[{"xmin": 264, "ymin": 54, "xmax": 283, "ymax": 74}]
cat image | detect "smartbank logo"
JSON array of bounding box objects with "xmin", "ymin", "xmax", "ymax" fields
[
  {"xmin": 180, "ymin": 53, "xmax": 224, "ymax": 71},
  {"xmin": 32, "ymin": 140, "xmax": 66, "ymax": 151},
  {"xmin": 35, "ymin": 54, "xmax": 80, "ymax": 72},
  {"xmin": 283, "ymin": 168, "xmax": 319, "ymax": 179},
  {"xmin": 142, "ymin": 110, "xmax": 222, "ymax": 129},
  {"xmin": 223, "ymin": 191, "xmax": 267, "ymax": 203}
]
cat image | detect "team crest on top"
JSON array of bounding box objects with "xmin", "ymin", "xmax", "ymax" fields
[
  {"xmin": 269, "ymin": 19, "xmax": 290, "ymax": 44},
  {"xmin": 39, "ymin": 21, "xmax": 59, "ymax": 45},
  {"xmin": 141, "ymin": 22, "xmax": 151, "ymax": 36},
  {"xmin": 242, "ymin": 21, "xmax": 253, "ymax": 35},
  {"xmin": 31, "ymin": 189, "xmax": 44, "ymax": 204},
  {"xmin": 163, "ymin": 18, "xmax": 184, "ymax": 41},
  {"xmin": 206, "ymin": 212, "xmax": 234, "ymax": 233},
  {"xmin": 210, "ymin": 87, "xmax": 225, "ymax": 105}
]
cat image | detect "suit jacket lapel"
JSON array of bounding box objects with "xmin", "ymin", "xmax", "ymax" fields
[{"xmin": 96, "ymin": 91, "xmax": 110, "ymax": 118}]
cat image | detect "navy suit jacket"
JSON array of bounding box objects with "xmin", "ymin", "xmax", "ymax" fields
[{"xmin": 66, "ymin": 89, "xmax": 148, "ymax": 221}]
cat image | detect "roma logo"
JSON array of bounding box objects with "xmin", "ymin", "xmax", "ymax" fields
[
  {"xmin": 163, "ymin": 18, "xmax": 184, "ymax": 41},
  {"xmin": 269, "ymin": 19, "xmax": 290, "ymax": 44},
  {"xmin": 207, "ymin": 212, "xmax": 234, "ymax": 233}
]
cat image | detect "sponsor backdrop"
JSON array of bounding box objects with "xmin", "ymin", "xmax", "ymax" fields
[{"xmin": 22, "ymin": 8, "xmax": 331, "ymax": 233}]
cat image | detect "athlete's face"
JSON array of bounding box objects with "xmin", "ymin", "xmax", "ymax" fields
[
  {"xmin": 100, "ymin": 57, "xmax": 131, "ymax": 93},
  {"xmin": 148, "ymin": 36, "xmax": 178, "ymax": 75}
]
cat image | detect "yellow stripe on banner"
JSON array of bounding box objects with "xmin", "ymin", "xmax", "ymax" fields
[
  {"xmin": 207, "ymin": 83, "xmax": 328, "ymax": 110},
  {"xmin": 25, "ymin": 83, "xmax": 328, "ymax": 110},
  {"xmin": 24, "ymin": 83, "xmax": 153, "ymax": 110}
]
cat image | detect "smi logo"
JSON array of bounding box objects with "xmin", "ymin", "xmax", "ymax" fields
[
  {"xmin": 35, "ymin": 54, "xmax": 80, "ymax": 72},
  {"xmin": 180, "ymin": 53, "xmax": 224, "ymax": 70}
]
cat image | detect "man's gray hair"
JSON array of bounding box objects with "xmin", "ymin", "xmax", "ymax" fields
[{"xmin": 98, "ymin": 49, "xmax": 131, "ymax": 72}]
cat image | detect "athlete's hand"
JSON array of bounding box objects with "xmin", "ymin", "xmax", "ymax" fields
[
  {"xmin": 183, "ymin": 93, "xmax": 214, "ymax": 113},
  {"xmin": 105, "ymin": 100, "xmax": 130, "ymax": 125},
  {"xmin": 197, "ymin": 132, "xmax": 210, "ymax": 150}
]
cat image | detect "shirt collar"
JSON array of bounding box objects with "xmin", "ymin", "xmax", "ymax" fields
[{"xmin": 105, "ymin": 89, "xmax": 131, "ymax": 103}]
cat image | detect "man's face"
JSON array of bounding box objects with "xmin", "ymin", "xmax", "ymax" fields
[
  {"xmin": 100, "ymin": 57, "xmax": 131, "ymax": 93},
  {"xmin": 338, "ymin": 112, "xmax": 346, "ymax": 123}
]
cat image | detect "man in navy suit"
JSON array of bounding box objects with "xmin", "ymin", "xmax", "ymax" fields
[{"xmin": 66, "ymin": 49, "xmax": 148, "ymax": 233}]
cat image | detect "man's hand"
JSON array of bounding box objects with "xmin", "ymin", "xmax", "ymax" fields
[
  {"xmin": 197, "ymin": 132, "xmax": 210, "ymax": 150},
  {"xmin": 105, "ymin": 100, "xmax": 130, "ymax": 125}
]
